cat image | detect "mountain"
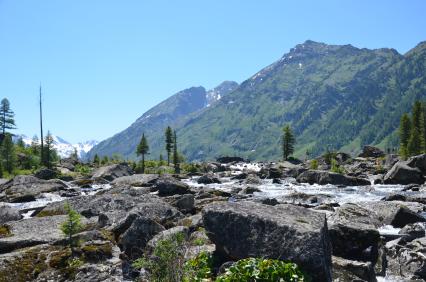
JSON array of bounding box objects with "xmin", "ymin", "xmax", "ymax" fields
[
  {"xmin": 86, "ymin": 81, "xmax": 239, "ymax": 160},
  {"xmin": 16, "ymin": 135, "xmax": 99, "ymax": 159},
  {"xmin": 89, "ymin": 40, "xmax": 426, "ymax": 161}
]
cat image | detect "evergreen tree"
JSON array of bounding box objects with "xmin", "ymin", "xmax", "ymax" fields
[
  {"xmin": 137, "ymin": 133, "xmax": 149, "ymax": 173},
  {"xmin": 165, "ymin": 126, "xmax": 173, "ymax": 166},
  {"xmin": 43, "ymin": 131, "xmax": 54, "ymax": 168},
  {"xmin": 412, "ymin": 101, "xmax": 425, "ymax": 151},
  {"xmin": 172, "ymin": 130, "xmax": 180, "ymax": 174},
  {"xmin": 0, "ymin": 98, "xmax": 16, "ymax": 137},
  {"xmin": 93, "ymin": 154, "xmax": 100, "ymax": 166},
  {"xmin": 408, "ymin": 126, "xmax": 422, "ymax": 156},
  {"xmin": 31, "ymin": 135, "xmax": 40, "ymax": 155},
  {"xmin": 101, "ymin": 156, "xmax": 109, "ymax": 165},
  {"xmin": 159, "ymin": 153, "xmax": 164, "ymax": 165},
  {"xmin": 16, "ymin": 137, "xmax": 25, "ymax": 149},
  {"xmin": 282, "ymin": 125, "xmax": 295, "ymax": 161},
  {"xmin": 399, "ymin": 113, "xmax": 411, "ymax": 158},
  {"xmin": 1, "ymin": 133, "xmax": 16, "ymax": 174},
  {"xmin": 60, "ymin": 203, "xmax": 83, "ymax": 255}
]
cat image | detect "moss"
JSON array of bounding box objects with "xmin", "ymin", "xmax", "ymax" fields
[
  {"xmin": 99, "ymin": 229, "xmax": 116, "ymax": 243},
  {"xmin": 36, "ymin": 209, "xmax": 65, "ymax": 217},
  {"xmin": 49, "ymin": 248, "xmax": 72, "ymax": 268},
  {"xmin": 0, "ymin": 248, "xmax": 48, "ymax": 282},
  {"xmin": 81, "ymin": 243, "xmax": 113, "ymax": 262},
  {"xmin": 0, "ymin": 225, "xmax": 12, "ymax": 238},
  {"xmin": 49, "ymin": 248, "xmax": 85, "ymax": 279}
]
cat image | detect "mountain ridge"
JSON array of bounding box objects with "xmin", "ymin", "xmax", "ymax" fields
[{"xmin": 88, "ymin": 40, "xmax": 426, "ymax": 161}]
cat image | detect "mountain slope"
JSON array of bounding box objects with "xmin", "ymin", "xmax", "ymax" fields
[
  {"xmin": 175, "ymin": 40, "xmax": 426, "ymax": 160},
  {"xmin": 89, "ymin": 40, "xmax": 426, "ymax": 162},
  {"xmin": 86, "ymin": 81, "xmax": 238, "ymax": 160}
]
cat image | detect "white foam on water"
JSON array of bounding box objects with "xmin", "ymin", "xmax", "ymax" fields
[
  {"xmin": 378, "ymin": 225, "xmax": 401, "ymax": 236},
  {"xmin": 7, "ymin": 192, "xmax": 64, "ymax": 211}
]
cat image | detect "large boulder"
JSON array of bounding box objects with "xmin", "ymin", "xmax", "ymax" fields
[
  {"xmin": 202, "ymin": 202, "xmax": 332, "ymax": 281},
  {"xmin": 358, "ymin": 146, "xmax": 385, "ymax": 158},
  {"xmin": 406, "ymin": 154, "xmax": 426, "ymax": 174},
  {"xmin": 0, "ymin": 204, "xmax": 22, "ymax": 224},
  {"xmin": 91, "ymin": 164, "xmax": 134, "ymax": 181},
  {"xmin": 153, "ymin": 176, "xmax": 191, "ymax": 196},
  {"xmin": 384, "ymin": 161, "xmax": 425, "ymax": 185},
  {"xmin": 329, "ymin": 203, "xmax": 380, "ymax": 262},
  {"xmin": 34, "ymin": 168, "xmax": 58, "ymax": 180},
  {"xmin": 197, "ymin": 174, "xmax": 221, "ymax": 184},
  {"xmin": 0, "ymin": 215, "xmax": 89, "ymax": 254},
  {"xmin": 296, "ymin": 170, "xmax": 370, "ymax": 186},
  {"xmin": 385, "ymin": 237, "xmax": 426, "ymax": 280},
  {"xmin": 114, "ymin": 214, "xmax": 165, "ymax": 260},
  {"xmin": 0, "ymin": 175, "xmax": 68, "ymax": 203},
  {"xmin": 332, "ymin": 256, "xmax": 376, "ymax": 282},
  {"xmin": 111, "ymin": 174, "xmax": 158, "ymax": 187}
]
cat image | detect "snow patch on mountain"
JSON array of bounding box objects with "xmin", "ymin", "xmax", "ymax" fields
[{"xmin": 15, "ymin": 134, "xmax": 98, "ymax": 159}]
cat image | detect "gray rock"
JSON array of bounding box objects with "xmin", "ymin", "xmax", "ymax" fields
[
  {"xmin": 154, "ymin": 176, "xmax": 191, "ymax": 196},
  {"xmin": 197, "ymin": 174, "xmax": 221, "ymax": 184},
  {"xmin": 115, "ymin": 214, "xmax": 165, "ymax": 259},
  {"xmin": 146, "ymin": 226, "xmax": 189, "ymax": 252},
  {"xmin": 202, "ymin": 201, "xmax": 332, "ymax": 282},
  {"xmin": 358, "ymin": 146, "xmax": 385, "ymax": 158},
  {"xmin": 91, "ymin": 164, "xmax": 134, "ymax": 181},
  {"xmin": 111, "ymin": 174, "xmax": 158, "ymax": 187},
  {"xmin": 329, "ymin": 203, "xmax": 380, "ymax": 262},
  {"xmin": 34, "ymin": 168, "xmax": 58, "ymax": 180},
  {"xmin": 406, "ymin": 154, "xmax": 426, "ymax": 174},
  {"xmin": 332, "ymin": 256, "xmax": 376, "ymax": 282},
  {"xmin": 399, "ymin": 223, "xmax": 426, "ymax": 241},
  {"xmin": 296, "ymin": 170, "xmax": 370, "ymax": 186},
  {"xmin": 0, "ymin": 204, "xmax": 22, "ymax": 224},
  {"xmin": 216, "ymin": 157, "xmax": 245, "ymax": 163},
  {"xmin": 0, "ymin": 175, "xmax": 68, "ymax": 203},
  {"xmin": 0, "ymin": 215, "xmax": 88, "ymax": 254},
  {"xmin": 385, "ymin": 237, "xmax": 426, "ymax": 280},
  {"xmin": 244, "ymin": 174, "xmax": 262, "ymax": 185},
  {"xmin": 169, "ymin": 194, "xmax": 195, "ymax": 213},
  {"xmin": 384, "ymin": 161, "xmax": 425, "ymax": 185}
]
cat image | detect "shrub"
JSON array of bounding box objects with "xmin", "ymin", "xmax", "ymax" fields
[
  {"xmin": 310, "ymin": 159, "xmax": 319, "ymax": 170},
  {"xmin": 216, "ymin": 258, "xmax": 308, "ymax": 282},
  {"xmin": 330, "ymin": 159, "xmax": 345, "ymax": 174},
  {"xmin": 60, "ymin": 203, "xmax": 83, "ymax": 253},
  {"xmin": 183, "ymin": 251, "xmax": 213, "ymax": 282},
  {"xmin": 132, "ymin": 232, "xmax": 187, "ymax": 282}
]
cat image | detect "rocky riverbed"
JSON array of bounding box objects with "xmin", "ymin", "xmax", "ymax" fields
[{"xmin": 0, "ymin": 149, "xmax": 426, "ymax": 281}]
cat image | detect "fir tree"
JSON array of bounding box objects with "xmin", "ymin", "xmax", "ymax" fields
[
  {"xmin": 1, "ymin": 133, "xmax": 16, "ymax": 174},
  {"xmin": 165, "ymin": 126, "xmax": 173, "ymax": 166},
  {"xmin": 0, "ymin": 98, "xmax": 16, "ymax": 137},
  {"xmin": 399, "ymin": 113, "xmax": 411, "ymax": 158},
  {"xmin": 60, "ymin": 203, "xmax": 83, "ymax": 255},
  {"xmin": 31, "ymin": 135, "xmax": 40, "ymax": 155},
  {"xmin": 172, "ymin": 130, "xmax": 180, "ymax": 174},
  {"xmin": 101, "ymin": 156, "xmax": 109, "ymax": 165},
  {"xmin": 159, "ymin": 153, "xmax": 164, "ymax": 165},
  {"xmin": 43, "ymin": 131, "xmax": 54, "ymax": 168},
  {"xmin": 16, "ymin": 137, "xmax": 25, "ymax": 149},
  {"xmin": 137, "ymin": 133, "xmax": 149, "ymax": 173},
  {"xmin": 282, "ymin": 125, "xmax": 295, "ymax": 161},
  {"xmin": 93, "ymin": 154, "xmax": 100, "ymax": 166}
]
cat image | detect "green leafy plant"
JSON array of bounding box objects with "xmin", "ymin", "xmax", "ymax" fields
[
  {"xmin": 216, "ymin": 258, "xmax": 308, "ymax": 282},
  {"xmin": 132, "ymin": 232, "xmax": 187, "ymax": 282},
  {"xmin": 183, "ymin": 251, "xmax": 213, "ymax": 282}
]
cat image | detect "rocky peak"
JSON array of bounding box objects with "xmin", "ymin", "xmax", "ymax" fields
[{"xmin": 205, "ymin": 81, "xmax": 239, "ymax": 106}]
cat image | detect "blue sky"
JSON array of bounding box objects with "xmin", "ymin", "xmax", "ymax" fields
[{"xmin": 0, "ymin": 0, "xmax": 425, "ymax": 143}]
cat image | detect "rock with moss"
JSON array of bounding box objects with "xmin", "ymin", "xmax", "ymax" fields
[{"xmin": 0, "ymin": 204, "xmax": 22, "ymax": 224}]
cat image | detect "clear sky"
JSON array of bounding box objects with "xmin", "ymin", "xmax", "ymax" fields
[{"xmin": 0, "ymin": 0, "xmax": 425, "ymax": 143}]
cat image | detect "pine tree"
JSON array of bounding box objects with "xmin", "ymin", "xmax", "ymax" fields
[
  {"xmin": 282, "ymin": 125, "xmax": 295, "ymax": 161},
  {"xmin": 43, "ymin": 131, "xmax": 54, "ymax": 168},
  {"xmin": 172, "ymin": 130, "xmax": 180, "ymax": 174},
  {"xmin": 165, "ymin": 126, "xmax": 173, "ymax": 166},
  {"xmin": 159, "ymin": 153, "xmax": 164, "ymax": 165},
  {"xmin": 1, "ymin": 133, "xmax": 16, "ymax": 174},
  {"xmin": 101, "ymin": 156, "xmax": 109, "ymax": 165},
  {"xmin": 16, "ymin": 137, "xmax": 25, "ymax": 149},
  {"xmin": 31, "ymin": 135, "xmax": 40, "ymax": 155},
  {"xmin": 93, "ymin": 154, "xmax": 100, "ymax": 166},
  {"xmin": 0, "ymin": 98, "xmax": 16, "ymax": 138},
  {"xmin": 60, "ymin": 203, "xmax": 83, "ymax": 255},
  {"xmin": 399, "ymin": 113, "xmax": 411, "ymax": 158},
  {"xmin": 137, "ymin": 133, "xmax": 149, "ymax": 173}
]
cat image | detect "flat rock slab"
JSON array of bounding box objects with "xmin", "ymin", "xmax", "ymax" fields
[
  {"xmin": 202, "ymin": 201, "xmax": 332, "ymax": 282},
  {"xmin": 0, "ymin": 215, "xmax": 88, "ymax": 254},
  {"xmin": 111, "ymin": 174, "xmax": 159, "ymax": 187}
]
